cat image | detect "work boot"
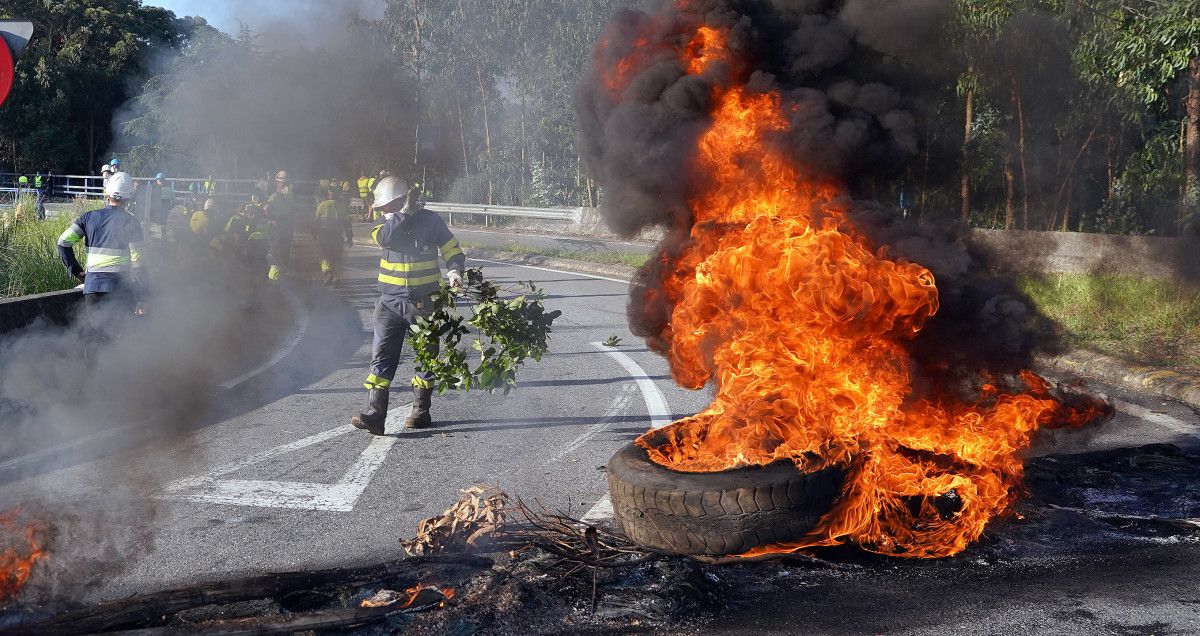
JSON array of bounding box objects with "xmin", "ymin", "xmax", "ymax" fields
[
  {"xmin": 352, "ymin": 388, "xmax": 389, "ymax": 436},
  {"xmin": 403, "ymin": 386, "xmax": 434, "ymax": 429}
]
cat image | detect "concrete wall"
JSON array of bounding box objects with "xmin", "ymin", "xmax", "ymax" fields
[
  {"xmin": 0, "ymin": 289, "xmax": 82, "ymax": 335},
  {"xmin": 968, "ymin": 229, "xmax": 1200, "ymax": 280}
]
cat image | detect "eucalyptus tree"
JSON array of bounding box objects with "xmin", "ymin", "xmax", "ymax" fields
[
  {"xmin": 1074, "ymin": 0, "xmax": 1200, "ymax": 231},
  {"xmin": 0, "ymin": 0, "xmax": 180, "ymax": 172}
]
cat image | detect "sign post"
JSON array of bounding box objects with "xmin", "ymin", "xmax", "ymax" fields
[{"xmin": 0, "ymin": 21, "xmax": 34, "ymax": 108}]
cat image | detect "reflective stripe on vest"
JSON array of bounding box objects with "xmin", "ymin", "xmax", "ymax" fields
[
  {"xmin": 379, "ymin": 258, "xmax": 438, "ymax": 273},
  {"xmin": 440, "ymin": 237, "xmax": 463, "ymax": 261},
  {"xmin": 378, "ymin": 272, "xmax": 442, "ymax": 288},
  {"xmin": 377, "ymin": 257, "xmax": 440, "ymax": 289},
  {"xmin": 85, "ymin": 246, "xmax": 132, "ymax": 272}
]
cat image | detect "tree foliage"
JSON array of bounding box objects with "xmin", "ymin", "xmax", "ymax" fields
[
  {"xmin": 901, "ymin": 0, "xmax": 1200, "ymax": 234},
  {"xmin": 0, "ymin": 0, "xmax": 180, "ymax": 173},
  {"xmin": 409, "ymin": 268, "xmax": 562, "ymax": 394},
  {"xmin": 1075, "ymin": 0, "xmax": 1200, "ymax": 108},
  {"xmin": 0, "ymin": 0, "xmax": 1197, "ymax": 236}
]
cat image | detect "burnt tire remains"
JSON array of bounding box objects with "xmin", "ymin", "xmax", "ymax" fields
[{"xmin": 606, "ymin": 443, "xmax": 844, "ymax": 556}]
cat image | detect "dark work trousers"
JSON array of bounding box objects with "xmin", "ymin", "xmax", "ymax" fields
[
  {"xmin": 82, "ymin": 291, "xmax": 135, "ymax": 360},
  {"xmin": 315, "ymin": 228, "xmax": 346, "ymax": 277},
  {"xmin": 369, "ymin": 298, "xmax": 434, "ymax": 389},
  {"xmin": 270, "ymin": 220, "xmax": 295, "ymax": 269}
]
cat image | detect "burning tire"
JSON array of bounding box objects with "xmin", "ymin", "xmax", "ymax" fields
[{"xmin": 606, "ymin": 443, "xmax": 843, "ymax": 556}]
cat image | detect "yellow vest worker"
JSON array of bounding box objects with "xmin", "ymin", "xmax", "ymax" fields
[
  {"xmin": 189, "ymin": 209, "xmax": 209, "ymax": 235},
  {"xmin": 313, "ymin": 190, "xmax": 354, "ymax": 287},
  {"xmin": 351, "ymin": 177, "xmax": 465, "ymax": 436}
]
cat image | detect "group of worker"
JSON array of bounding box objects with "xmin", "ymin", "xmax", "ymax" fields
[
  {"xmin": 12, "ymin": 172, "xmax": 49, "ymax": 219},
  {"xmin": 318, "ymin": 169, "xmax": 390, "ymax": 221},
  {"xmin": 60, "ymin": 166, "xmax": 464, "ymax": 434}
]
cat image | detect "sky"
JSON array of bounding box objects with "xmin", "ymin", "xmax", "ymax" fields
[{"xmin": 145, "ymin": 0, "xmax": 386, "ymax": 49}]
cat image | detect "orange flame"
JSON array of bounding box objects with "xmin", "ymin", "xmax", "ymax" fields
[
  {"xmin": 360, "ymin": 583, "xmax": 456, "ymax": 610},
  {"xmin": 623, "ymin": 24, "xmax": 1102, "ymax": 558},
  {"xmin": 594, "ymin": 16, "xmax": 673, "ymax": 98},
  {"xmin": 0, "ymin": 508, "xmax": 47, "ymax": 603}
]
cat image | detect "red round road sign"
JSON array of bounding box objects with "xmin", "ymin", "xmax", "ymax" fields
[{"xmin": 0, "ymin": 37, "xmax": 13, "ymax": 108}]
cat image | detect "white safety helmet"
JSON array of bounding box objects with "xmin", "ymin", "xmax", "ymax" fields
[
  {"xmin": 275, "ymin": 170, "xmax": 288, "ymax": 182},
  {"xmin": 105, "ymin": 172, "xmax": 135, "ymax": 201},
  {"xmin": 101, "ymin": 164, "xmax": 112, "ymax": 175},
  {"xmin": 372, "ymin": 176, "xmax": 410, "ymax": 209}
]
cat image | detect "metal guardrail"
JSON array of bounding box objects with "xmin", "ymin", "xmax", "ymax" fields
[
  {"xmin": 0, "ymin": 173, "xmax": 590, "ymax": 224},
  {"xmin": 0, "ymin": 173, "xmax": 303, "ymax": 200},
  {"xmin": 425, "ymin": 202, "xmax": 584, "ymax": 224}
]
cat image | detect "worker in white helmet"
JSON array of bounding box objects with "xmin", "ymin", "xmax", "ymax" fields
[
  {"xmin": 57, "ymin": 172, "xmax": 148, "ymax": 344},
  {"xmin": 352, "ymin": 177, "xmax": 465, "ymax": 435}
]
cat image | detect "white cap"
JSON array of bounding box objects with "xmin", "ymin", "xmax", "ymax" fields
[
  {"xmin": 372, "ymin": 176, "xmax": 410, "ymax": 209},
  {"xmin": 105, "ymin": 172, "xmax": 135, "ymax": 201}
]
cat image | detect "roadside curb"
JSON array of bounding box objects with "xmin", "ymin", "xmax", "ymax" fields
[
  {"xmin": 468, "ymin": 249, "xmax": 637, "ymax": 282},
  {"xmin": 0, "ymin": 288, "xmax": 82, "ymax": 335},
  {"xmin": 470, "ymin": 249, "xmax": 1200, "ymax": 410},
  {"xmin": 1036, "ymin": 349, "xmax": 1200, "ymax": 410}
]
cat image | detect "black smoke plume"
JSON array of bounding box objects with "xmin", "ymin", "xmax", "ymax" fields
[{"xmin": 576, "ymin": 0, "xmax": 1062, "ymax": 391}]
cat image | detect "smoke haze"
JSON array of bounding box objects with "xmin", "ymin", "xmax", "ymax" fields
[
  {"xmin": 115, "ymin": 1, "xmax": 414, "ymax": 181},
  {"xmin": 146, "ymin": 0, "xmax": 386, "ymax": 51},
  {"xmin": 576, "ymin": 0, "xmax": 1063, "ymax": 386},
  {"xmin": 1, "ymin": 1, "xmax": 393, "ymax": 606}
]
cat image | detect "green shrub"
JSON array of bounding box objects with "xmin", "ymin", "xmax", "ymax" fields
[
  {"xmin": 1019, "ymin": 273, "xmax": 1200, "ymax": 370},
  {"xmin": 0, "ymin": 197, "xmax": 98, "ymax": 298}
]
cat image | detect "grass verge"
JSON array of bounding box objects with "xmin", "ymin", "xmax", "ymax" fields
[
  {"xmin": 1, "ymin": 197, "xmax": 99, "ymax": 298},
  {"xmin": 462, "ymin": 241, "xmax": 649, "ymax": 269},
  {"xmin": 1019, "ymin": 273, "xmax": 1200, "ymax": 373}
]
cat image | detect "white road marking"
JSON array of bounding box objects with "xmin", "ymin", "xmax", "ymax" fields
[
  {"xmin": 583, "ymin": 496, "xmax": 615, "ymax": 522},
  {"xmin": 166, "ymin": 425, "xmax": 355, "ymax": 491},
  {"xmin": 164, "ymin": 412, "xmax": 406, "ymax": 511},
  {"xmin": 550, "ymin": 383, "xmax": 638, "ymax": 463},
  {"xmin": 220, "ymin": 285, "xmax": 310, "ymax": 390},
  {"xmin": 467, "ymin": 257, "xmax": 648, "ymax": 522},
  {"xmin": 1112, "ymin": 398, "xmax": 1200, "ymax": 440},
  {"xmin": 582, "ymin": 343, "xmax": 673, "ymax": 522},
  {"xmin": 588, "ymin": 343, "xmax": 672, "ymax": 429},
  {"xmin": 469, "ymin": 257, "xmax": 630, "ymax": 284}
]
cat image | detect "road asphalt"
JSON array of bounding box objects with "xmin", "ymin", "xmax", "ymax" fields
[
  {"xmin": 0, "ymin": 234, "xmax": 707, "ymax": 603},
  {"xmin": 0, "ymin": 228, "xmax": 1198, "ymax": 633}
]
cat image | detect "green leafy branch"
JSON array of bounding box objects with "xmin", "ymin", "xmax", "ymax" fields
[{"xmin": 409, "ymin": 268, "xmax": 562, "ymax": 394}]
